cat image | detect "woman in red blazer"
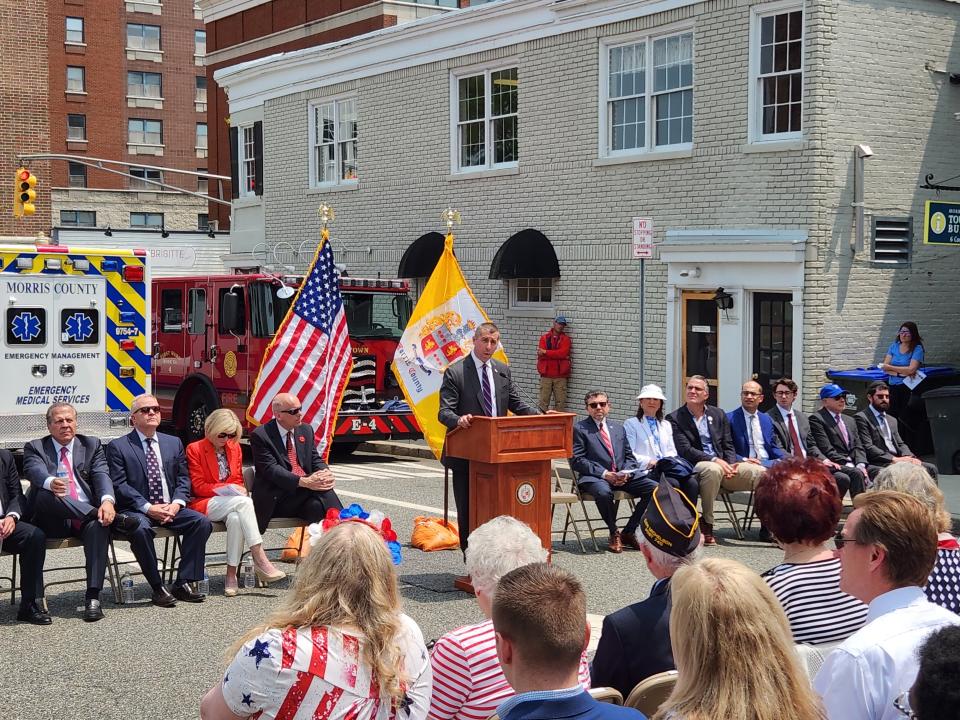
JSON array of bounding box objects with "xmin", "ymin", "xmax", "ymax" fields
[{"xmin": 187, "ymin": 409, "xmax": 285, "ymax": 596}]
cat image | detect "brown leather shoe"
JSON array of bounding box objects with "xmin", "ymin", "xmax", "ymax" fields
[
  {"xmin": 702, "ymin": 522, "xmax": 717, "ymax": 547},
  {"xmin": 608, "ymin": 531, "xmax": 623, "ymax": 553},
  {"xmin": 621, "ymin": 531, "xmax": 643, "ymax": 551}
]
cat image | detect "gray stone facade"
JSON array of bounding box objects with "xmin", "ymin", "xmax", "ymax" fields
[{"xmin": 218, "ymin": 0, "xmax": 960, "ymax": 414}]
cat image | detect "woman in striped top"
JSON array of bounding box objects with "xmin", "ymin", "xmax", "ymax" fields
[
  {"xmin": 428, "ymin": 516, "xmax": 590, "ymax": 720},
  {"xmin": 754, "ymin": 458, "xmax": 868, "ymax": 645}
]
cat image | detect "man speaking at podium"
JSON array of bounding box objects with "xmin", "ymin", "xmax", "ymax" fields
[{"xmin": 439, "ymin": 322, "xmax": 540, "ymax": 551}]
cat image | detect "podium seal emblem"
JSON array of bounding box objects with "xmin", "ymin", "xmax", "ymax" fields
[{"xmin": 516, "ymin": 482, "xmax": 535, "ymax": 505}]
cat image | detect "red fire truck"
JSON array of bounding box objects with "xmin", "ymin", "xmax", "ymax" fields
[{"xmin": 151, "ymin": 274, "xmax": 421, "ymax": 450}]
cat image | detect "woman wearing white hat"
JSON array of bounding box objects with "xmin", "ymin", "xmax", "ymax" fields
[{"xmin": 625, "ymin": 384, "xmax": 699, "ymax": 503}]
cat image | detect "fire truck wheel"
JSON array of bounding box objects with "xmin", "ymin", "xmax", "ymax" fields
[{"xmin": 185, "ymin": 391, "xmax": 218, "ymax": 443}]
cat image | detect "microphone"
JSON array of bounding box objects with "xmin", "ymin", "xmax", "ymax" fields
[{"xmin": 496, "ymin": 369, "xmax": 544, "ymax": 414}]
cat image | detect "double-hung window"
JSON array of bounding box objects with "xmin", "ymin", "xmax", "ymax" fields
[
  {"xmin": 67, "ymin": 114, "xmax": 86, "ymax": 141},
  {"xmin": 749, "ymin": 2, "xmax": 803, "ymax": 142},
  {"xmin": 127, "ymin": 23, "xmax": 160, "ymax": 50},
  {"xmin": 128, "ymin": 118, "xmax": 162, "ymax": 146},
  {"xmin": 601, "ymin": 31, "xmax": 693, "ymax": 157},
  {"xmin": 452, "ymin": 67, "xmax": 518, "ymax": 172},
  {"xmin": 310, "ymin": 98, "xmax": 358, "ymax": 186},
  {"xmin": 65, "ymin": 17, "xmax": 84, "ymax": 44},
  {"xmin": 128, "ymin": 71, "xmax": 162, "ymax": 98},
  {"xmin": 66, "ymin": 66, "xmax": 85, "ymax": 93},
  {"xmin": 230, "ymin": 122, "xmax": 263, "ymax": 197}
]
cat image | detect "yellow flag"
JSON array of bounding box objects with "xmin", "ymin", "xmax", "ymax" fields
[{"xmin": 391, "ymin": 233, "xmax": 507, "ymax": 459}]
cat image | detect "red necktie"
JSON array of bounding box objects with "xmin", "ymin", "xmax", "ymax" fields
[
  {"xmin": 599, "ymin": 422, "xmax": 617, "ymax": 471},
  {"xmin": 787, "ymin": 413, "xmax": 804, "ymax": 458},
  {"xmin": 286, "ymin": 432, "xmax": 305, "ymax": 476}
]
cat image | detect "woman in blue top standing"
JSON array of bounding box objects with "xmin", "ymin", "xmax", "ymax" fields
[{"xmin": 880, "ymin": 320, "xmax": 924, "ymax": 420}]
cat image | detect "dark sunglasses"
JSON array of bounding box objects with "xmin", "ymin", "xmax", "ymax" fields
[
  {"xmin": 217, "ymin": 432, "xmax": 238, "ymax": 439},
  {"xmin": 135, "ymin": 406, "xmax": 161, "ymax": 415},
  {"xmin": 587, "ymin": 401, "xmax": 608, "ymax": 409},
  {"xmin": 834, "ymin": 532, "xmax": 859, "ymax": 550},
  {"xmin": 281, "ymin": 407, "xmax": 302, "ymax": 415}
]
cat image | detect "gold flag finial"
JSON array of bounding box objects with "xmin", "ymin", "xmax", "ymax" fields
[
  {"xmin": 318, "ymin": 204, "xmax": 335, "ymax": 228},
  {"xmin": 440, "ymin": 208, "xmax": 461, "ymax": 232}
]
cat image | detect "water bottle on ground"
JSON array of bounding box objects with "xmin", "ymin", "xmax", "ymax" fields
[
  {"xmin": 241, "ymin": 557, "xmax": 255, "ymax": 589},
  {"xmin": 199, "ymin": 565, "xmax": 210, "ymax": 596},
  {"xmin": 121, "ymin": 570, "xmax": 135, "ymax": 604}
]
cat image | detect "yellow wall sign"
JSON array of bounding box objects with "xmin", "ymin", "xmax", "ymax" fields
[{"xmin": 923, "ymin": 200, "xmax": 960, "ymax": 246}]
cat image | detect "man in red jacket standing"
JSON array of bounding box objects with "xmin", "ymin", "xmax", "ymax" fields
[{"xmin": 537, "ymin": 315, "xmax": 571, "ymax": 412}]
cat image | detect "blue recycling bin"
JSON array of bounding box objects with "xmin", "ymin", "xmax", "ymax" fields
[{"xmin": 825, "ymin": 366, "xmax": 960, "ymax": 456}]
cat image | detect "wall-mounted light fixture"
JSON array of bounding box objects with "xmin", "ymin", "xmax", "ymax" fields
[
  {"xmin": 713, "ymin": 287, "xmax": 734, "ymax": 311},
  {"xmin": 103, "ymin": 226, "xmax": 112, "ymax": 237}
]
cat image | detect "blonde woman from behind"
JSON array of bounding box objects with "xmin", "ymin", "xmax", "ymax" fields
[
  {"xmin": 654, "ymin": 557, "xmax": 825, "ymax": 720},
  {"xmin": 201, "ymin": 521, "xmax": 432, "ymax": 720}
]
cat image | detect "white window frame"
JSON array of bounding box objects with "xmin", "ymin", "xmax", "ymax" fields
[
  {"xmin": 508, "ymin": 278, "xmax": 554, "ymax": 311},
  {"xmin": 194, "ymin": 30, "xmax": 206, "ymax": 56},
  {"xmin": 196, "ymin": 123, "xmax": 208, "ymax": 150},
  {"xmin": 67, "ymin": 114, "xmax": 86, "ymax": 141},
  {"xmin": 127, "ymin": 70, "xmax": 162, "ymax": 99},
  {"xmin": 598, "ymin": 26, "xmax": 695, "ymax": 159},
  {"xmin": 65, "ymin": 17, "xmax": 84, "ymax": 45},
  {"xmin": 66, "ymin": 66, "xmax": 85, "ymax": 94},
  {"xmin": 127, "ymin": 23, "xmax": 161, "ymax": 51},
  {"xmin": 747, "ymin": 0, "xmax": 804, "ymax": 144},
  {"xmin": 308, "ymin": 96, "xmax": 358, "ymax": 188},
  {"xmin": 67, "ymin": 163, "xmax": 87, "ymax": 189},
  {"xmin": 448, "ymin": 63, "xmax": 519, "ymax": 175},
  {"xmin": 195, "ymin": 76, "xmax": 207, "ymax": 103},
  {"xmin": 235, "ymin": 124, "xmax": 259, "ymax": 197},
  {"xmin": 128, "ymin": 118, "xmax": 162, "ymax": 146}
]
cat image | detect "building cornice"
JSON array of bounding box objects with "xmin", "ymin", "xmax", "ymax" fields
[
  {"xmin": 198, "ymin": 0, "xmax": 271, "ymax": 24},
  {"xmin": 215, "ymin": 0, "xmax": 702, "ymax": 111}
]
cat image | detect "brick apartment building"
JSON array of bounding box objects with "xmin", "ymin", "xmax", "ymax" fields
[
  {"xmin": 213, "ymin": 0, "xmax": 960, "ymax": 414},
  {"xmin": 197, "ymin": 0, "xmax": 459, "ymax": 234},
  {"xmin": 0, "ymin": 0, "xmax": 50, "ymax": 238},
  {"xmin": 48, "ymin": 0, "xmax": 209, "ymax": 232}
]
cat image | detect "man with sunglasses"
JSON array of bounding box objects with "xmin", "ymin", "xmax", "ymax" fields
[
  {"xmin": 22, "ymin": 402, "xmax": 139, "ymax": 621},
  {"xmin": 572, "ymin": 391, "xmax": 657, "ymax": 553},
  {"xmin": 249, "ymin": 392, "xmax": 343, "ymax": 533},
  {"xmin": 107, "ymin": 394, "xmax": 212, "ymax": 607},
  {"xmin": 813, "ymin": 492, "xmax": 960, "ymax": 720}
]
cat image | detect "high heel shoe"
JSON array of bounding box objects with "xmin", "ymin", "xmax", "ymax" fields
[
  {"xmin": 255, "ymin": 565, "xmax": 286, "ymax": 584},
  {"xmin": 224, "ymin": 584, "xmax": 239, "ymax": 597}
]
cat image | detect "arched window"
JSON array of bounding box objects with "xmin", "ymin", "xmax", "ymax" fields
[
  {"xmin": 398, "ymin": 232, "xmax": 446, "ymax": 296},
  {"xmin": 489, "ymin": 229, "xmax": 560, "ymax": 310}
]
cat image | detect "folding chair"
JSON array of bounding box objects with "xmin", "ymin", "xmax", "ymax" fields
[
  {"xmin": 551, "ymin": 465, "xmax": 588, "ymax": 552},
  {"xmin": 238, "ymin": 466, "xmax": 306, "ymax": 582},
  {"xmin": 624, "ymin": 670, "xmax": 678, "ymax": 716},
  {"xmin": 564, "ymin": 460, "xmax": 637, "ymax": 551},
  {"xmin": 589, "ymin": 687, "xmax": 625, "ymax": 705},
  {"xmin": 716, "ymin": 488, "xmax": 746, "ymax": 540},
  {"xmin": 109, "ymin": 529, "xmax": 182, "ymax": 604}
]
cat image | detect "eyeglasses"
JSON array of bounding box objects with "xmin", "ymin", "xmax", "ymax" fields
[
  {"xmin": 894, "ymin": 691, "xmax": 917, "ymax": 719},
  {"xmin": 833, "ymin": 532, "xmax": 861, "ymax": 550},
  {"xmin": 899, "ymin": 329, "xmax": 912, "ymax": 335},
  {"xmin": 741, "ymin": 391, "xmax": 762, "ymax": 397},
  {"xmin": 773, "ymin": 390, "xmax": 795, "ymax": 397},
  {"xmin": 281, "ymin": 407, "xmax": 302, "ymax": 415},
  {"xmin": 135, "ymin": 406, "xmax": 161, "ymax": 415},
  {"xmin": 587, "ymin": 401, "xmax": 608, "ymax": 409},
  {"xmin": 217, "ymin": 432, "xmax": 237, "ymax": 439}
]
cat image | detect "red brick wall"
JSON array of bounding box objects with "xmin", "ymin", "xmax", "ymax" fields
[
  {"xmin": 0, "ymin": 0, "xmax": 50, "ymax": 235},
  {"xmin": 47, "ymin": 0, "xmax": 206, "ymax": 194},
  {"xmin": 205, "ymin": 2, "xmax": 395, "ymax": 229}
]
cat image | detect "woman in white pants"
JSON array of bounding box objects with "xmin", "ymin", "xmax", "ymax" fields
[{"xmin": 186, "ymin": 409, "xmax": 285, "ymax": 595}]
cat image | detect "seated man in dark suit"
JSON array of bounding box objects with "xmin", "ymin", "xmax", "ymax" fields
[
  {"xmin": 23, "ymin": 402, "xmax": 136, "ymax": 622},
  {"xmin": 572, "ymin": 390, "xmax": 658, "ymax": 554},
  {"xmin": 667, "ymin": 375, "xmax": 760, "ymax": 546},
  {"xmin": 591, "ymin": 479, "xmax": 701, "ymax": 697},
  {"xmin": 0, "ymin": 448, "xmax": 49, "ymax": 625},
  {"xmin": 493, "ymin": 562, "xmax": 646, "ymax": 720},
  {"xmin": 250, "ymin": 392, "xmax": 342, "ymax": 533},
  {"xmin": 767, "ymin": 377, "xmax": 857, "ymax": 500},
  {"xmin": 808, "ymin": 383, "xmax": 868, "ymax": 498},
  {"xmin": 106, "ymin": 394, "xmax": 212, "ymax": 607},
  {"xmin": 855, "ymin": 380, "xmax": 939, "ymax": 481}
]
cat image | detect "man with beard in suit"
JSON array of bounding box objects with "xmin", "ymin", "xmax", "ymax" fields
[
  {"xmin": 250, "ymin": 392, "xmax": 343, "ymax": 533},
  {"xmin": 855, "ymin": 380, "xmax": 939, "ymax": 481},
  {"xmin": 438, "ymin": 322, "xmax": 540, "ymax": 552}
]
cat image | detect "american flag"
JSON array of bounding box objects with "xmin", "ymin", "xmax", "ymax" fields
[{"xmin": 246, "ymin": 235, "xmax": 352, "ymax": 460}]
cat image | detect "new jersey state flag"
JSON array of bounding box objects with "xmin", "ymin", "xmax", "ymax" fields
[{"xmin": 391, "ymin": 233, "xmax": 506, "ymax": 459}]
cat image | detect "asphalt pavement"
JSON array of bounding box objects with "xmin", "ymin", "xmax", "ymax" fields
[{"xmin": 2, "ymin": 449, "xmax": 956, "ymax": 720}]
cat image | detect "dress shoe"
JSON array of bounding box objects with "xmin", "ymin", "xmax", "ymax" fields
[
  {"xmin": 608, "ymin": 531, "xmax": 623, "ymax": 554},
  {"xmin": 620, "ymin": 531, "xmax": 643, "ymax": 552},
  {"xmin": 17, "ymin": 600, "xmax": 52, "ymax": 625},
  {"xmin": 702, "ymin": 522, "xmax": 717, "ymax": 547},
  {"xmin": 151, "ymin": 586, "xmax": 178, "ymax": 608},
  {"xmin": 255, "ymin": 565, "xmax": 287, "ymax": 584},
  {"xmin": 758, "ymin": 526, "xmax": 774, "ymax": 543},
  {"xmin": 172, "ymin": 582, "xmax": 206, "ymax": 603},
  {"xmin": 112, "ymin": 512, "xmax": 140, "ymax": 534},
  {"xmin": 83, "ymin": 598, "xmax": 105, "ymax": 622}
]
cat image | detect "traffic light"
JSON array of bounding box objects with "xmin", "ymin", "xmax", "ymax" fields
[{"xmin": 13, "ymin": 167, "xmax": 37, "ymax": 218}]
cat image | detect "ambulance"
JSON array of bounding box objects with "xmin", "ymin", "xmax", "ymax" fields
[{"xmin": 0, "ymin": 243, "xmax": 151, "ymax": 449}]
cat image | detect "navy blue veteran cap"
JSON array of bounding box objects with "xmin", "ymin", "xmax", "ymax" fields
[
  {"xmin": 819, "ymin": 383, "xmax": 847, "ymax": 400},
  {"xmin": 640, "ymin": 479, "xmax": 701, "ymax": 558}
]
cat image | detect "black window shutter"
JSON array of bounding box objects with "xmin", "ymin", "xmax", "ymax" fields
[
  {"xmin": 229, "ymin": 126, "xmax": 239, "ymax": 199},
  {"xmin": 253, "ymin": 121, "xmax": 263, "ymax": 197}
]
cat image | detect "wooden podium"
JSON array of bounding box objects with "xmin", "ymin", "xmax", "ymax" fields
[{"xmin": 445, "ymin": 412, "xmax": 575, "ymax": 559}]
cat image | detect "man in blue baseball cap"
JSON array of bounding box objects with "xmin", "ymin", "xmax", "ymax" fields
[
  {"xmin": 808, "ymin": 383, "xmax": 868, "ymax": 499},
  {"xmin": 537, "ymin": 316, "xmax": 571, "ymax": 412}
]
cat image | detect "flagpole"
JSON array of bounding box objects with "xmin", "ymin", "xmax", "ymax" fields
[
  {"xmin": 440, "ymin": 207, "xmax": 460, "ymax": 529},
  {"xmin": 318, "ymin": 203, "xmax": 336, "ymax": 459}
]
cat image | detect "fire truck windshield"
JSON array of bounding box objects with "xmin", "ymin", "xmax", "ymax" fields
[{"xmin": 342, "ymin": 291, "xmax": 410, "ymax": 340}]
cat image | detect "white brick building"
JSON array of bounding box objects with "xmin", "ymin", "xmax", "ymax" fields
[{"xmin": 213, "ymin": 0, "xmax": 960, "ymax": 414}]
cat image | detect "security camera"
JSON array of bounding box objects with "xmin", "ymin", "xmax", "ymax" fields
[
  {"xmin": 678, "ymin": 267, "xmax": 701, "ymax": 279},
  {"xmin": 855, "ymin": 144, "xmax": 874, "ymax": 158},
  {"xmin": 950, "ymin": 73, "xmax": 960, "ymax": 85}
]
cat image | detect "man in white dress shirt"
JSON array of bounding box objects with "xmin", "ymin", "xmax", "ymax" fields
[{"xmin": 813, "ymin": 491, "xmax": 960, "ymax": 720}]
